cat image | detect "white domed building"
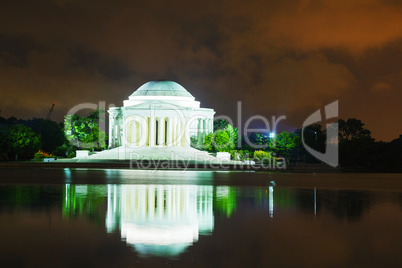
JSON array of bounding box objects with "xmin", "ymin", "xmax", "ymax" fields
[{"xmin": 87, "ymin": 80, "xmax": 217, "ymax": 160}]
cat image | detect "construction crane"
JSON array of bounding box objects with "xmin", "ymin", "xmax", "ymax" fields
[{"xmin": 46, "ymin": 103, "xmax": 55, "ymax": 120}]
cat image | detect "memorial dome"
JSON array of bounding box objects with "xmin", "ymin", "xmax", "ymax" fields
[{"xmin": 131, "ymin": 80, "xmax": 193, "ymax": 98}]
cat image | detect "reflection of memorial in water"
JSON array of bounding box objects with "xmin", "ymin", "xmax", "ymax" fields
[{"xmin": 106, "ymin": 185, "xmax": 214, "ymax": 257}]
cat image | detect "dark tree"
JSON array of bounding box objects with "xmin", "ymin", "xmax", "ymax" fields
[
  {"xmin": 338, "ymin": 118, "xmax": 372, "ymax": 141},
  {"xmin": 22, "ymin": 118, "xmax": 66, "ymax": 153},
  {"xmin": 336, "ymin": 118, "xmax": 374, "ymax": 168},
  {"xmin": 291, "ymin": 124, "xmax": 326, "ymax": 163}
]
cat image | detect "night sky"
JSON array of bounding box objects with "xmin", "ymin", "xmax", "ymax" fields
[{"xmin": 0, "ymin": 0, "xmax": 401, "ymax": 141}]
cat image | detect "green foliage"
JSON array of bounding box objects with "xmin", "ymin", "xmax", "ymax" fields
[
  {"xmin": 268, "ymin": 131, "xmax": 298, "ymax": 159},
  {"xmin": 229, "ymin": 150, "xmax": 240, "ymax": 160},
  {"xmin": 54, "ymin": 143, "xmax": 75, "ymax": 157},
  {"xmin": 203, "ymin": 132, "xmax": 230, "ymax": 152},
  {"xmin": 214, "ymin": 130, "xmax": 230, "ymax": 152},
  {"xmin": 254, "ymin": 133, "xmax": 269, "ymax": 148},
  {"xmin": 229, "ymin": 150, "xmax": 253, "ymax": 160},
  {"xmin": 225, "ymin": 124, "xmax": 238, "ymax": 148},
  {"xmin": 0, "ymin": 117, "xmax": 67, "ymax": 160},
  {"xmin": 203, "ymin": 121, "xmax": 238, "ymax": 152},
  {"xmin": 203, "ymin": 129, "xmax": 235, "ymax": 152},
  {"xmin": 4, "ymin": 124, "xmax": 41, "ymax": 160},
  {"xmin": 33, "ymin": 151, "xmax": 56, "ymax": 161},
  {"xmin": 214, "ymin": 119, "xmax": 230, "ymax": 131},
  {"xmin": 34, "ymin": 152, "xmax": 45, "ymax": 161},
  {"xmin": 253, "ymin": 150, "xmax": 271, "ymax": 162},
  {"xmin": 64, "ymin": 109, "xmax": 107, "ymax": 150},
  {"xmin": 241, "ymin": 132, "xmax": 270, "ymax": 151},
  {"xmin": 241, "ymin": 150, "xmax": 253, "ymax": 160},
  {"xmin": 203, "ymin": 133, "xmax": 214, "ymax": 151}
]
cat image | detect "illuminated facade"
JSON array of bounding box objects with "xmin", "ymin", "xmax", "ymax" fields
[{"xmin": 87, "ymin": 80, "xmax": 216, "ymax": 160}]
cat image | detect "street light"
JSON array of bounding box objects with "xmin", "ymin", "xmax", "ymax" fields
[{"xmin": 269, "ymin": 132, "xmax": 275, "ymax": 138}]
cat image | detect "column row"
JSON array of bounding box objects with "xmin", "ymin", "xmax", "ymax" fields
[
  {"xmin": 126, "ymin": 116, "xmax": 188, "ymax": 147},
  {"xmin": 196, "ymin": 118, "xmax": 213, "ymax": 144},
  {"xmin": 109, "ymin": 116, "xmax": 122, "ymax": 148}
]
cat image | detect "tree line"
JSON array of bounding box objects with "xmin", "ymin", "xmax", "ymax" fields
[
  {"xmin": 0, "ymin": 109, "xmax": 106, "ymax": 161},
  {"xmin": 196, "ymin": 118, "xmax": 402, "ymax": 171},
  {"xmin": 1, "ymin": 112, "xmax": 401, "ymax": 171}
]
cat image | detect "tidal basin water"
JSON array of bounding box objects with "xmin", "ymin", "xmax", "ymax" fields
[{"xmin": 1, "ymin": 169, "xmax": 402, "ymax": 267}]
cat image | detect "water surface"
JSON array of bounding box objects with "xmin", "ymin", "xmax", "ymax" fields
[{"xmin": 0, "ymin": 168, "xmax": 402, "ymax": 267}]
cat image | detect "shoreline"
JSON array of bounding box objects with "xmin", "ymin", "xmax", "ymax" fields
[
  {"xmin": 0, "ymin": 160, "xmax": 352, "ymax": 173},
  {"xmin": 0, "ymin": 160, "xmax": 399, "ymax": 173}
]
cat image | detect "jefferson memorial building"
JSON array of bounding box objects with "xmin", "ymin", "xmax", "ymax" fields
[
  {"xmin": 108, "ymin": 80, "xmax": 215, "ymax": 148},
  {"xmin": 87, "ymin": 80, "xmax": 217, "ymax": 160}
]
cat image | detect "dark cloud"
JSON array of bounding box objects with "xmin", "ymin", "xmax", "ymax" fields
[
  {"xmin": 0, "ymin": 0, "xmax": 401, "ymax": 141},
  {"xmin": 0, "ymin": 33, "xmax": 44, "ymax": 67},
  {"xmin": 70, "ymin": 48, "xmax": 132, "ymax": 80}
]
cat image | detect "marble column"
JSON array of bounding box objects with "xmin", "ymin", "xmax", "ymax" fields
[
  {"xmin": 197, "ymin": 118, "xmax": 202, "ymax": 144},
  {"xmin": 116, "ymin": 119, "xmax": 122, "ymax": 146},
  {"xmin": 171, "ymin": 118, "xmax": 176, "ymax": 147},
  {"xmin": 209, "ymin": 119, "xmax": 213, "ymax": 134},
  {"xmin": 157, "ymin": 117, "xmax": 165, "ymax": 146},
  {"xmin": 122, "ymin": 116, "xmax": 127, "ymax": 147},
  {"xmin": 109, "ymin": 116, "xmax": 114, "ymax": 148},
  {"xmin": 203, "ymin": 119, "xmax": 207, "ymax": 138},
  {"xmin": 183, "ymin": 119, "xmax": 188, "ymax": 147},
  {"xmin": 114, "ymin": 117, "xmax": 118, "ymax": 147},
  {"xmin": 166, "ymin": 117, "xmax": 172, "ymax": 147},
  {"xmin": 175, "ymin": 117, "xmax": 181, "ymax": 147},
  {"xmin": 142, "ymin": 116, "xmax": 149, "ymax": 147},
  {"xmin": 131, "ymin": 118, "xmax": 136, "ymax": 147},
  {"xmin": 114, "ymin": 124, "xmax": 117, "ymax": 147},
  {"xmin": 149, "ymin": 117, "xmax": 156, "ymax": 147},
  {"xmin": 135, "ymin": 119, "xmax": 140, "ymax": 146}
]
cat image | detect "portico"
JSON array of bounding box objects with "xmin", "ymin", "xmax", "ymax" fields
[{"xmin": 111, "ymin": 113, "xmax": 214, "ymax": 148}]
